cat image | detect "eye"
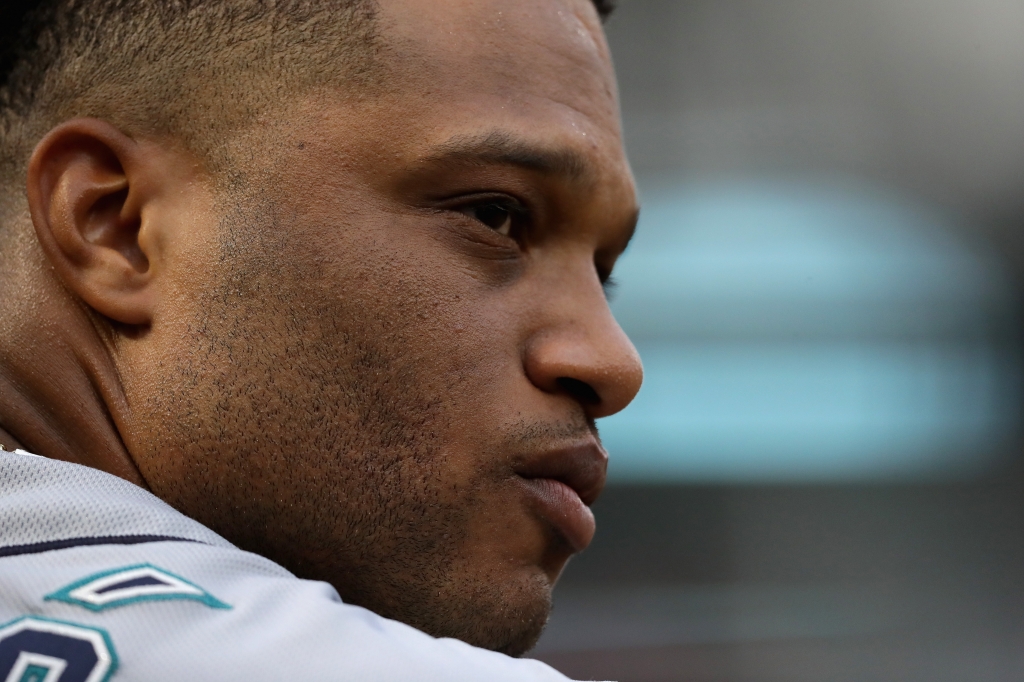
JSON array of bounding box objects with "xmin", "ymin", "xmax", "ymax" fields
[{"xmin": 460, "ymin": 201, "xmax": 520, "ymax": 237}]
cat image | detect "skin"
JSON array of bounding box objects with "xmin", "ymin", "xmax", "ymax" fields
[{"xmin": 0, "ymin": 0, "xmax": 641, "ymax": 657}]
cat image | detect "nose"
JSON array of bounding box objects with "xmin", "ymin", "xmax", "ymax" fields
[{"xmin": 523, "ymin": 280, "xmax": 643, "ymax": 420}]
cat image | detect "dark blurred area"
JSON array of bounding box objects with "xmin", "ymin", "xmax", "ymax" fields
[{"xmin": 530, "ymin": 2, "xmax": 1024, "ymax": 680}]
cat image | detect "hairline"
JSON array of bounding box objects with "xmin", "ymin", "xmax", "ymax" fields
[{"xmin": 0, "ymin": 0, "xmax": 615, "ymax": 221}]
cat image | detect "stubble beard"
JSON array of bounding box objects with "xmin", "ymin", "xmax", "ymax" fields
[{"xmin": 135, "ymin": 197, "xmax": 552, "ymax": 656}]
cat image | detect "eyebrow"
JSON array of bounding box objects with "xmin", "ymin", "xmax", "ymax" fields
[
  {"xmin": 419, "ymin": 129, "xmax": 641, "ymax": 257},
  {"xmin": 420, "ymin": 130, "xmax": 593, "ymax": 181}
]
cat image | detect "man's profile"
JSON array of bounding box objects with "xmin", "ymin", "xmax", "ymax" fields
[{"xmin": 0, "ymin": 0, "xmax": 642, "ymax": 678}]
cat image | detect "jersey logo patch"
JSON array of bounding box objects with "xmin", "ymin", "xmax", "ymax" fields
[
  {"xmin": 45, "ymin": 563, "xmax": 230, "ymax": 612},
  {"xmin": 0, "ymin": 616, "xmax": 117, "ymax": 682}
]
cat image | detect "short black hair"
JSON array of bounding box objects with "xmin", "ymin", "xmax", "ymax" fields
[
  {"xmin": 0, "ymin": 0, "xmax": 615, "ymax": 93},
  {"xmin": 0, "ymin": 2, "xmax": 39, "ymax": 91},
  {"xmin": 591, "ymin": 0, "xmax": 615, "ymax": 20},
  {"xmin": 0, "ymin": 0, "xmax": 614, "ymax": 219},
  {"xmin": 0, "ymin": 0, "xmax": 381, "ymax": 204}
]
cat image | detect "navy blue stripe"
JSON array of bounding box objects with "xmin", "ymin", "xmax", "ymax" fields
[
  {"xmin": 95, "ymin": 574, "xmax": 171, "ymax": 593},
  {"xmin": 0, "ymin": 534, "xmax": 200, "ymax": 558}
]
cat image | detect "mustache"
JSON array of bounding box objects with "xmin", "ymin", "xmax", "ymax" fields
[
  {"xmin": 504, "ymin": 416, "xmax": 600, "ymax": 450},
  {"xmin": 503, "ymin": 416, "xmax": 608, "ymax": 509},
  {"xmin": 494, "ymin": 416, "xmax": 604, "ymax": 479}
]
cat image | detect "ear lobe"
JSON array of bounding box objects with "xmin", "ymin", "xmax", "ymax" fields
[{"xmin": 27, "ymin": 119, "xmax": 154, "ymax": 326}]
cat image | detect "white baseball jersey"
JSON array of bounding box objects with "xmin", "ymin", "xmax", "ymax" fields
[{"xmin": 0, "ymin": 449, "xmax": 588, "ymax": 681}]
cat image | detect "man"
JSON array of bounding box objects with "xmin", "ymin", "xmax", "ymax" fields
[{"xmin": 0, "ymin": 0, "xmax": 642, "ymax": 678}]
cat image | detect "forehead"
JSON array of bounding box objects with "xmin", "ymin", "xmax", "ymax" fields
[
  {"xmin": 369, "ymin": 0, "xmax": 626, "ymax": 169},
  {"xmin": 379, "ymin": 0, "xmax": 613, "ymax": 93}
]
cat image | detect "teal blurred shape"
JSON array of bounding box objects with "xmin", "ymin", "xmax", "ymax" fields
[{"xmin": 601, "ymin": 180, "xmax": 1021, "ymax": 482}]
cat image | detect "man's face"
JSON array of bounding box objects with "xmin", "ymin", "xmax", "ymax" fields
[{"xmin": 122, "ymin": 0, "xmax": 641, "ymax": 655}]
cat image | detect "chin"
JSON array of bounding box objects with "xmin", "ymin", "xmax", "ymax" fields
[
  {"xmin": 456, "ymin": 586, "xmax": 553, "ymax": 657},
  {"xmin": 390, "ymin": 565, "xmax": 555, "ymax": 657}
]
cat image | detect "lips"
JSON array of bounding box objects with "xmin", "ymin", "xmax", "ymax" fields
[{"xmin": 514, "ymin": 441, "xmax": 608, "ymax": 552}]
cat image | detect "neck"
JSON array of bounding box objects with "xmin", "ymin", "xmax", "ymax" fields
[{"xmin": 0, "ymin": 277, "xmax": 148, "ymax": 488}]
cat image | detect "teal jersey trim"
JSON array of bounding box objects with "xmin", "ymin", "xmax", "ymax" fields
[
  {"xmin": 22, "ymin": 662, "xmax": 52, "ymax": 681},
  {"xmin": 45, "ymin": 563, "xmax": 231, "ymax": 612},
  {"xmin": 0, "ymin": 615, "xmax": 119, "ymax": 682}
]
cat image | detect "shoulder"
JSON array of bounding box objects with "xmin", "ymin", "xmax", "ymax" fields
[
  {"xmin": 0, "ymin": 453, "xmax": 574, "ymax": 681},
  {"xmin": 2, "ymin": 541, "xmax": 570, "ymax": 681}
]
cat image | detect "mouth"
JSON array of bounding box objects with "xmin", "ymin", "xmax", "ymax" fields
[{"xmin": 513, "ymin": 440, "xmax": 608, "ymax": 553}]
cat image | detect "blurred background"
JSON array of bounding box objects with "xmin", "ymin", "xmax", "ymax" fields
[{"xmin": 528, "ymin": 2, "xmax": 1024, "ymax": 680}]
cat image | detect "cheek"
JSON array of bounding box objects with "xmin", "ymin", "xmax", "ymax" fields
[
  {"xmin": 399, "ymin": 298, "xmax": 524, "ymax": 476},
  {"xmin": 311, "ymin": 209, "xmax": 527, "ymax": 407}
]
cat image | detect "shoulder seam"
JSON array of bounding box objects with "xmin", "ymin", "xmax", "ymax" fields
[{"xmin": 0, "ymin": 535, "xmax": 204, "ymax": 559}]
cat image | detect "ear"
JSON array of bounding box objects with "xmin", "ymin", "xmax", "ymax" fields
[{"xmin": 26, "ymin": 118, "xmax": 156, "ymax": 325}]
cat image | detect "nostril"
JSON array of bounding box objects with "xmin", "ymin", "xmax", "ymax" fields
[{"xmin": 556, "ymin": 377, "xmax": 601, "ymax": 406}]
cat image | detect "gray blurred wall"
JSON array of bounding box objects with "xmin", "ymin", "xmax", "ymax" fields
[{"xmin": 530, "ymin": 3, "xmax": 1024, "ymax": 681}]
